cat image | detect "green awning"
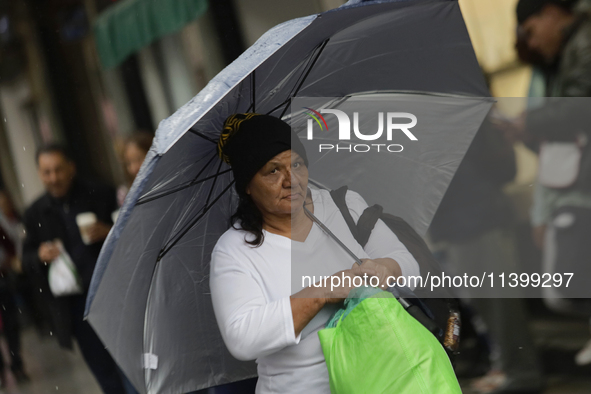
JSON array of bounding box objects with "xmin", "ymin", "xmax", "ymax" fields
[{"xmin": 94, "ymin": 0, "xmax": 208, "ymax": 69}]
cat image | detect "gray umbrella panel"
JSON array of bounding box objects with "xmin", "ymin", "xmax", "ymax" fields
[
  {"xmin": 87, "ymin": 1, "xmax": 490, "ymax": 393},
  {"xmin": 290, "ymin": 92, "xmax": 493, "ymax": 234}
]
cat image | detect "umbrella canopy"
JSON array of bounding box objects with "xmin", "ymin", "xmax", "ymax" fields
[{"xmin": 86, "ymin": 1, "xmax": 492, "ymax": 393}]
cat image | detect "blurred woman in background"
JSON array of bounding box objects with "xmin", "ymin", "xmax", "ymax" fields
[{"xmin": 117, "ymin": 132, "xmax": 154, "ymax": 207}]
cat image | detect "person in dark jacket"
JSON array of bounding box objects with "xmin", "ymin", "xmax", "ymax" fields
[
  {"xmin": 515, "ymin": 0, "xmax": 591, "ymax": 142},
  {"xmin": 22, "ymin": 144, "xmax": 131, "ymax": 394},
  {"xmin": 515, "ymin": 0, "xmax": 591, "ymax": 367},
  {"xmin": 430, "ymin": 118, "xmax": 542, "ymax": 394}
]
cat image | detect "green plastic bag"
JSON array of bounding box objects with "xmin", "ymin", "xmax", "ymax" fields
[{"xmin": 318, "ymin": 287, "xmax": 462, "ymax": 394}]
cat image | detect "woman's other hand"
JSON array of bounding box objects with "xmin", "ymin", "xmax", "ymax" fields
[
  {"xmin": 353, "ymin": 258, "xmax": 402, "ymax": 289},
  {"xmin": 322, "ymin": 266, "xmax": 376, "ymax": 304}
]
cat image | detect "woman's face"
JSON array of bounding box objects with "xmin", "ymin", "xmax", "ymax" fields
[
  {"xmin": 246, "ymin": 150, "xmax": 308, "ymax": 219},
  {"xmin": 124, "ymin": 142, "xmax": 148, "ymax": 180}
]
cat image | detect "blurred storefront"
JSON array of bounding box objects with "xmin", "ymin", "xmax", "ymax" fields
[{"xmin": 0, "ymin": 0, "xmax": 541, "ymax": 219}]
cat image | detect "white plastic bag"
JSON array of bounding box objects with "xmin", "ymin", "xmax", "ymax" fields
[
  {"xmin": 538, "ymin": 142, "xmax": 581, "ymax": 189},
  {"xmin": 48, "ymin": 241, "xmax": 83, "ymax": 297}
]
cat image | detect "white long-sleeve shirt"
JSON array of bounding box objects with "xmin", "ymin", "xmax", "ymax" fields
[{"xmin": 210, "ymin": 189, "xmax": 420, "ymax": 394}]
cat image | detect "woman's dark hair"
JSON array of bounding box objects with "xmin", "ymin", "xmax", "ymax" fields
[
  {"xmin": 516, "ymin": 0, "xmax": 577, "ymax": 25},
  {"xmin": 231, "ymin": 188, "xmax": 265, "ymax": 247}
]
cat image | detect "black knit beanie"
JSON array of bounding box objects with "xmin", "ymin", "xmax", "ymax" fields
[
  {"xmin": 218, "ymin": 113, "xmax": 309, "ymax": 193},
  {"xmin": 517, "ymin": 0, "xmax": 578, "ymax": 24}
]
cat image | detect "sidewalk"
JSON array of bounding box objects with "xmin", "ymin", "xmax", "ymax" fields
[
  {"xmin": 460, "ymin": 314, "xmax": 591, "ymax": 393},
  {"xmin": 2, "ymin": 314, "xmax": 591, "ymax": 394},
  {"xmin": 1, "ymin": 329, "xmax": 101, "ymax": 394}
]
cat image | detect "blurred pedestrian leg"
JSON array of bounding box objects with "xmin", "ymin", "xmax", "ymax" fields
[
  {"xmin": 446, "ymin": 228, "xmax": 542, "ymax": 392},
  {"xmin": 119, "ymin": 367, "xmax": 140, "ymax": 394},
  {"xmin": 0, "ymin": 287, "xmax": 26, "ymax": 380},
  {"xmin": 541, "ymin": 213, "xmax": 591, "ymax": 366},
  {"xmin": 70, "ymin": 296, "xmax": 126, "ymax": 394},
  {"xmin": 0, "ymin": 191, "xmax": 28, "ymax": 382},
  {"xmin": 184, "ymin": 377, "xmax": 257, "ymax": 394},
  {"xmin": 209, "ymin": 378, "xmax": 257, "ymax": 393},
  {"xmin": 574, "ymin": 318, "xmax": 591, "ymax": 366},
  {"xmin": 430, "ymin": 115, "xmax": 542, "ymax": 392}
]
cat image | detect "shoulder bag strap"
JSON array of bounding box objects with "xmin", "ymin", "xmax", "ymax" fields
[{"xmin": 329, "ymin": 186, "xmax": 382, "ymax": 247}]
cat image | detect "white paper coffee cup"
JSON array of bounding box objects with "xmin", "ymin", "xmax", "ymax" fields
[
  {"xmin": 111, "ymin": 209, "xmax": 120, "ymax": 225},
  {"xmin": 76, "ymin": 212, "xmax": 97, "ymax": 245}
]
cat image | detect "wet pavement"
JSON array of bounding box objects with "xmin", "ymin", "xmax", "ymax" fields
[
  {"xmin": 0, "ymin": 314, "xmax": 589, "ymax": 393},
  {"xmin": 1, "ymin": 329, "xmax": 101, "ymax": 394},
  {"xmin": 460, "ymin": 315, "xmax": 591, "ymax": 394}
]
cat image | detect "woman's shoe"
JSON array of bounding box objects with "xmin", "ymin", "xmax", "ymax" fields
[
  {"xmin": 471, "ymin": 370, "xmax": 506, "ymax": 393},
  {"xmin": 472, "ymin": 370, "xmax": 543, "ymax": 394}
]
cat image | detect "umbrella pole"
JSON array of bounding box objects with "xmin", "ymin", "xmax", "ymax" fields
[{"xmin": 304, "ymin": 205, "xmax": 363, "ymax": 265}]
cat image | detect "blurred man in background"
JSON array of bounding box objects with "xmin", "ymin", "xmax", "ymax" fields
[
  {"xmin": 21, "ymin": 144, "xmax": 133, "ymax": 394},
  {"xmin": 430, "ymin": 117, "xmax": 542, "ymax": 394}
]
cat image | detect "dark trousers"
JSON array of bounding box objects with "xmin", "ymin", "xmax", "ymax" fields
[
  {"xmin": 205, "ymin": 378, "xmax": 258, "ymax": 394},
  {"xmin": 71, "ymin": 297, "xmax": 129, "ymax": 394},
  {"xmin": 0, "ymin": 287, "xmax": 23, "ymax": 373},
  {"xmin": 171, "ymin": 377, "xmax": 258, "ymax": 393}
]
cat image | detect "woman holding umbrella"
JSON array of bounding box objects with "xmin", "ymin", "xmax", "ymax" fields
[{"xmin": 210, "ymin": 113, "xmax": 420, "ymax": 393}]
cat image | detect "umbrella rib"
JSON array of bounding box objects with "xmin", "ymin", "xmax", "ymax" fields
[
  {"xmin": 252, "ymin": 71, "xmax": 256, "ymax": 113},
  {"xmin": 287, "ymin": 39, "xmax": 328, "ymax": 100},
  {"xmin": 136, "ymin": 169, "xmax": 232, "ymax": 206},
  {"xmin": 136, "ymin": 168, "xmax": 233, "ymax": 206},
  {"xmin": 158, "ymin": 158, "xmax": 226, "ymax": 259},
  {"xmin": 158, "ymin": 180, "xmax": 235, "ymax": 260},
  {"xmin": 279, "ymin": 38, "xmax": 329, "ymax": 119},
  {"xmin": 265, "ymin": 39, "xmax": 329, "ymax": 117},
  {"xmin": 136, "ymin": 152, "xmax": 217, "ymax": 204},
  {"xmin": 245, "ymin": 72, "xmax": 256, "ymax": 113},
  {"xmin": 189, "ymin": 129, "xmax": 218, "ymax": 144},
  {"xmin": 264, "ymin": 97, "xmax": 290, "ymax": 117},
  {"xmin": 204, "ymin": 159, "xmax": 225, "ymax": 208},
  {"xmin": 136, "ymin": 153, "xmax": 226, "ymax": 205}
]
